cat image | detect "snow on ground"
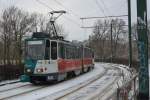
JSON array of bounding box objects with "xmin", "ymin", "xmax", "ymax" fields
[
  {"xmin": 0, "ymin": 79, "xmax": 19, "ymax": 86},
  {"xmin": 56, "ymin": 68, "xmax": 119, "ymax": 100},
  {"xmin": 0, "ymin": 84, "xmax": 45, "ymax": 99},
  {"xmin": 0, "ymin": 82, "xmax": 30, "ymax": 92},
  {"xmin": 45, "ymin": 63, "xmax": 131, "ymax": 100},
  {"xmin": 0, "ymin": 63, "xmax": 133, "ymax": 100},
  {"xmin": 5, "ymin": 63, "xmax": 107, "ymax": 100}
]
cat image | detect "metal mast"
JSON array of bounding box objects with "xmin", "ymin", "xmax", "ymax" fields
[
  {"xmin": 137, "ymin": 0, "xmax": 149, "ymax": 99},
  {"xmin": 128, "ymin": 0, "xmax": 132, "ymax": 68}
]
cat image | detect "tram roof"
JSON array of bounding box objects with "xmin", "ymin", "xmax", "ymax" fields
[{"xmin": 25, "ymin": 32, "xmax": 92, "ymax": 49}]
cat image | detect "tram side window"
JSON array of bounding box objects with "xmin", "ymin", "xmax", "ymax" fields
[
  {"xmin": 66, "ymin": 46, "xmax": 70, "ymax": 59},
  {"xmin": 51, "ymin": 41, "xmax": 57, "ymax": 60},
  {"xmin": 58, "ymin": 43, "xmax": 65, "ymax": 59},
  {"xmin": 84, "ymin": 48, "xmax": 86, "ymax": 58},
  {"xmin": 92, "ymin": 51, "xmax": 94, "ymax": 58},
  {"xmin": 88, "ymin": 49, "xmax": 91, "ymax": 58},
  {"xmin": 64, "ymin": 44, "xmax": 67, "ymax": 59},
  {"xmin": 84, "ymin": 48, "xmax": 91, "ymax": 58},
  {"xmin": 79, "ymin": 47, "xmax": 82, "ymax": 58},
  {"xmin": 45, "ymin": 40, "xmax": 50, "ymax": 59},
  {"xmin": 75, "ymin": 47, "xmax": 78, "ymax": 59},
  {"xmin": 65, "ymin": 45, "xmax": 72, "ymax": 59}
]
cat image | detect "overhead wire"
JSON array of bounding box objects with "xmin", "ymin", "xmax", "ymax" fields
[
  {"xmin": 100, "ymin": 0, "xmax": 112, "ymax": 16},
  {"xmin": 52, "ymin": 0, "xmax": 81, "ymax": 26},
  {"xmin": 63, "ymin": 15, "xmax": 81, "ymax": 26},
  {"xmin": 94, "ymin": 0, "xmax": 128, "ymax": 28},
  {"xmin": 36, "ymin": 0, "xmax": 54, "ymax": 11},
  {"xmin": 94, "ymin": 0, "xmax": 115, "ymax": 31},
  {"xmin": 92, "ymin": 0, "xmax": 108, "ymax": 34},
  {"xmin": 81, "ymin": 24, "xmax": 128, "ymax": 29},
  {"xmin": 113, "ymin": 0, "xmax": 127, "ymax": 11},
  {"xmin": 94, "ymin": 0, "xmax": 128, "ymax": 22},
  {"xmin": 80, "ymin": 15, "xmax": 128, "ymax": 20},
  {"xmin": 80, "ymin": 15, "xmax": 128, "ymax": 29},
  {"xmin": 53, "ymin": 0, "xmax": 81, "ymax": 19},
  {"xmin": 94, "ymin": 0, "xmax": 106, "ymax": 17},
  {"xmin": 35, "ymin": 0, "xmax": 81, "ymax": 27}
]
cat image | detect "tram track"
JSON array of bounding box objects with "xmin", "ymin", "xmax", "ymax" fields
[
  {"xmin": 0, "ymin": 63, "xmax": 129, "ymax": 100},
  {"xmin": 0, "ymin": 84, "xmax": 47, "ymax": 100},
  {"xmin": 0, "ymin": 80, "xmax": 20, "ymax": 86},
  {"xmin": 41, "ymin": 65, "xmax": 120, "ymax": 100},
  {"xmin": 0, "ymin": 64, "xmax": 105, "ymax": 100},
  {"xmin": 3, "ymin": 64, "xmax": 107, "ymax": 100},
  {"xmin": 93, "ymin": 77, "xmax": 119, "ymax": 100},
  {"xmin": 45, "ymin": 66, "xmax": 122, "ymax": 100},
  {"xmin": 0, "ymin": 83, "xmax": 31, "ymax": 93},
  {"xmin": 50, "ymin": 71, "xmax": 106, "ymax": 100}
]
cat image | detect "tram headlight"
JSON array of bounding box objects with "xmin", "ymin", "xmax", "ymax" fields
[
  {"xmin": 36, "ymin": 67, "xmax": 46, "ymax": 73},
  {"xmin": 27, "ymin": 69, "xmax": 31, "ymax": 73},
  {"xmin": 37, "ymin": 69, "xmax": 41, "ymax": 72}
]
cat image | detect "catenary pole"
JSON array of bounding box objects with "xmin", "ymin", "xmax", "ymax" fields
[
  {"xmin": 128, "ymin": 0, "xmax": 132, "ymax": 68},
  {"xmin": 137, "ymin": 0, "xmax": 149, "ymax": 99},
  {"xmin": 110, "ymin": 20, "xmax": 113, "ymax": 62}
]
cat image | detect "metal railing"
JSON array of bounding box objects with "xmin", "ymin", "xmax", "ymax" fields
[{"xmin": 117, "ymin": 74, "xmax": 138, "ymax": 100}]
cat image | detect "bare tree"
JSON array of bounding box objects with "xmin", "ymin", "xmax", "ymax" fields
[
  {"xmin": 89, "ymin": 20, "xmax": 110, "ymax": 59},
  {"xmin": 0, "ymin": 6, "xmax": 37, "ymax": 64},
  {"xmin": 89, "ymin": 19, "xmax": 127, "ymax": 60},
  {"xmin": 0, "ymin": 6, "xmax": 67, "ymax": 65},
  {"xmin": 0, "ymin": 8, "xmax": 14, "ymax": 64},
  {"xmin": 111, "ymin": 19, "xmax": 127, "ymax": 58}
]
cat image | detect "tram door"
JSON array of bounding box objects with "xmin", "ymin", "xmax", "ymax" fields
[
  {"xmin": 51, "ymin": 41, "xmax": 57, "ymax": 60},
  {"xmin": 45, "ymin": 40, "xmax": 50, "ymax": 60}
]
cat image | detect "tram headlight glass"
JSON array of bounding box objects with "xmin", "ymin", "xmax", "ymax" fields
[
  {"xmin": 37, "ymin": 69, "xmax": 41, "ymax": 72},
  {"xmin": 27, "ymin": 69, "xmax": 31, "ymax": 72}
]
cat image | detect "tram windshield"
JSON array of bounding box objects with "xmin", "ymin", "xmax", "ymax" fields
[{"xmin": 25, "ymin": 40, "xmax": 45, "ymax": 60}]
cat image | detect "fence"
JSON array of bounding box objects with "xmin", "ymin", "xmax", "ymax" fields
[
  {"xmin": 95, "ymin": 58, "xmax": 139, "ymax": 71},
  {"xmin": 0, "ymin": 60, "xmax": 24, "ymax": 65},
  {"xmin": 117, "ymin": 74, "xmax": 138, "ymax": 100}
]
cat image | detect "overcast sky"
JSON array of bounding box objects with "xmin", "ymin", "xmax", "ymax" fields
[{"xmin": 0, "ymin": 0, "xmax": 150, "ymax": 41}]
